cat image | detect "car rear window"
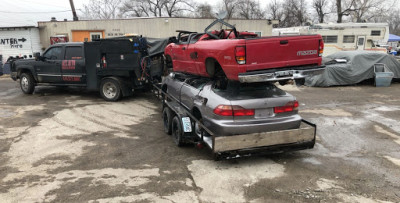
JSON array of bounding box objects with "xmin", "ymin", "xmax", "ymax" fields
[{"xmin": 212, "ymin": 81, "xmax": 286, "ymax": 100}]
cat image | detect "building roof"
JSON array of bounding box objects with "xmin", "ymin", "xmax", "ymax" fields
[{"xmin": 0, "ymin": 26, "xmax": 38, "ymax": 29}]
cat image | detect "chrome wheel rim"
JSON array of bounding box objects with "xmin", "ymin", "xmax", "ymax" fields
[
  {"xmin": 21, "ymin": 77, "xmax": 29, "ymax": 91},
  {"xmin": 102, "ymin": 82, "xmax": 117, "ymax": 99}
]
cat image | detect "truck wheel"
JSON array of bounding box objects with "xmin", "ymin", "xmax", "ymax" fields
[
  {"xmin": 171, "ymin": 116, "xmax": 184, "ymax": 147},
  {"xmin": 162, "ymin": 107, "xmax": 173, "ymax": 135},
  {"xmin": 20, "ymin": 73, "xmax": 35, "ymax": 94},
  {"xmin": 100, "ymin": 79, "xmax": 122, "ymax": 101}
]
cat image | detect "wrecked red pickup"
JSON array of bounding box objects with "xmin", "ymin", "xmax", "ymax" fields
[{"xmin": 164, "ymin": 19, "xmax": 325, "ymax": 84}]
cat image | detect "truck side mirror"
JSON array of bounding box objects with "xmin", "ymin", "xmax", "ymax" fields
[{"xmin": 33, "ymin": 52, "xmax": 42, "ymax": 61}]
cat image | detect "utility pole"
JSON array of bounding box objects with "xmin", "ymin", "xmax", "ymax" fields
[{"xmin": 69, "ymin": 0, "xmax": 79, "ymax": 21}]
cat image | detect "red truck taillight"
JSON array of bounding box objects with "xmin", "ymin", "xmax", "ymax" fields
[
  {"xmin": 235, "ymin": 46, "xmax": 246, "ymax": 64},
  {"xmin": 318, "ymin": 39, "xmax": 324, "ymax": 57},
  {"xmin": 213, "ymin": 105, "xmax": 254, "ymax": 116},
  {"xmin": 274, "ymin": 101, "xmax": 299, "ymax": 114}
]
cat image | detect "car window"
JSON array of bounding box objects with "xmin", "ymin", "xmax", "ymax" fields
[
  {"xmin": 189, "ymin": 34, "xmax": 203, "ymax": 44},
  {"xmin": 186, "ymin": 78, "xmax": 210, "ymax": 89},
  {"xmin": 65, "ymin": 46, "xmax": 83, "ymax": 60},
  {"xmin": 43, "ymin": 47, "xmax": 62, "ymax": 60},
  {"xmin": 212, "ymin": 81, "xmax": 286, "ymax": 100}
]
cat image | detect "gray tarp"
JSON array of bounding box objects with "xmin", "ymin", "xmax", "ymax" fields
[
  {"xmin": 305, "ymin": 51, "xmax": 400, "ymax": 87},
  {"xmin": 146, "ymin": 37, "xmax": 171, "ymax": 57}
]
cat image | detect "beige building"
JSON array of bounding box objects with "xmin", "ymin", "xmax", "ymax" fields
[{"xmin": 38, "ymin": 17, "xmax": 278, "ymax": 49}]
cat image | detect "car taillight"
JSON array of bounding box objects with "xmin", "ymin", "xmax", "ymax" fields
[
  {"xmin": 213, "ymin": 105, "xmax": 254, "ymax": 116},
  {"xmin": 274, "ymin": 101, "xmax": 299, "ymax": 114},
  {"xmin": 235, "ymin": 46, "xmax": 246, "ymax": 65},
  {"xmin": 318, "ymin": 39, "xmax": 324, "ymax": 57}
]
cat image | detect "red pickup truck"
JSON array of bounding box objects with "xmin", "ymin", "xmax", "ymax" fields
[{"xmin": 164, "ymin": 20, "xmax": 325, "ymax": 84}]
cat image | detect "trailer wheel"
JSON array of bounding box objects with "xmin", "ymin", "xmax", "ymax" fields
[
  {"xmin": 100, "ymin": 78, "xmax": 121, "ymax": 101},
  {"xmin": 162, "ymin": 107, "xmax": 173, "ymax": 135},
  {"xmin": 295, "ymin": 78, "xmax": 305, "ymax": 86},
  {"xmin": 171, "ymin": 116, "xmax": 184, "ymax": 147},
  {"xmin": 20, "ymin": 73, "xmax": 35, "ymax": 94}
]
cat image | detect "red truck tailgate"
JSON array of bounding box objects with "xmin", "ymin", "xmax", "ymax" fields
[{"xmin": 245, "ymin": 35, "xmax": 322, "ymax": 71}]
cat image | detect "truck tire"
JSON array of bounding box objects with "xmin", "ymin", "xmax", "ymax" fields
[
  {"xmin": 171, "ymin": 116, "xmax": 184, "ymax": 147},
  {"xmin": 20, "ymin": 73, "xmax": 35, "ymax": 94},
  {"xmin": 162, "ymin": 107, "xmax": 173, "ymax": 135},
  {"xmin": 100, "ymin": 78, "xmax": 122, "ymax": 101}
]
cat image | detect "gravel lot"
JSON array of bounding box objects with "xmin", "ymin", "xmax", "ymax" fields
[{"xmin": 1, "ymin": 77, "xmax": 400, "ymax": 203}]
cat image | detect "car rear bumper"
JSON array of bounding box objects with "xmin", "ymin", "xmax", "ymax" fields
[
  {"xmin": 238, "ymin": 66, "xmax": 325, "ymax": 83},
  {"xmin": 213, "ymin": 120, "xmax": 316, "ymax": 160},
  {"xmin": 205, "ymin": 114, "xmax": 302, "ymax": 137}
]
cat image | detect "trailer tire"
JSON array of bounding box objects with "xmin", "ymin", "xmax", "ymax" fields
[
  {"xmin": 20, "ymin": 73, "xmax": 35, "ymax": 94},
  {"xmin": 171, "ymin": 116, "xmax": 184, "ymax": 147},
  {"xmin": 162, "ymin": 107, "xmax": 173, "ymax": 135},
  {"xmin": 100, "ymin": 78, "xmax": 122, "ymax": 101}
]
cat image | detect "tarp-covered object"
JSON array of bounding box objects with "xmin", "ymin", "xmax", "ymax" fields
[
  {"xmin": 146, "ymin": 37, "xmax": 171, "ymax": 57},
  {"xmin": 305, "ymin": 51, "xmax": 400, "ymax": 87}
]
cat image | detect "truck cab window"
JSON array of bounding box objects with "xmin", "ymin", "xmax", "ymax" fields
[
  {"xmin": 65, "ymin": 47, "xmax": 83, "ymax": 60},
  {"xmin": 43, "ymin": 47, "xmax": 62, "ymax": 60}
]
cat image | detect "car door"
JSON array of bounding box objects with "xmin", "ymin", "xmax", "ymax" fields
[
  {"xmin": 180, "ymin": 78, "xmax": 209, "ymax": 110},
  {"xmin": 35, "ymin": 46, "xmax": 63, "ymax": 83},
  {"xmin": 172, "ymin": 33, "xmax": 190, "ymax": 72},
  {"xmin": 62, "ymin": 46, "xmax": 86, "ymax": 84}
]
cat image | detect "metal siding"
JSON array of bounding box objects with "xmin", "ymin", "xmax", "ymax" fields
[{"xmin": 0, "ymin": 27, "xmax": 42, "ymax": 63}]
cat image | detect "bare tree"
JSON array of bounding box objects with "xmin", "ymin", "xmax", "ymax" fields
[
  {"xmin": 280, "ymin": 0, "xmax": 309, "ymax": 27},
  {"xmin": 82, "ymin": 0, "xmax": 123, "ymax": 19},
  {"xmin": 266, "ymin": 0, "xmax": 284, "ymax": 21},
  {"xmin": 236, "ymin": 0, "xmax": 265, "ymax": 19},
  {"xmin": 350, "ymin": 0, "xmax": 394, "ymax": 22},
  {"xmin": 218, "ymin": 0, "xmax": 238, "ymax": 19},
  {"xmin": 336, "ymin": 0, "xmax": 358, "ymax": 23},
  {"xmin": 388, "ymin": 10, "xmax": 400, "ymax": 35},
  {"xmin": 196, "ymin": 3, "xmax": 214, "ymax": 18},
  {"xmin": 312, "ymin": 0, "xmax": 330, "ymax": 23},
  {"xmin": 164, "ymin": 0, "xmax": 195, "ymax": 17},
  {"xmin": 121, "ymin": 0, "xmax": 165, "ymax": 17}
]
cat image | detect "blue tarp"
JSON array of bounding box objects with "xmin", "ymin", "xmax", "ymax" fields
[{"xmin": 388, "ymin": 34, "xmax": 400, "ymax": 42}]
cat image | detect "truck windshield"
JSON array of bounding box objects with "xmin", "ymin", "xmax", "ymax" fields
[{"xmin": 212, "ymin": 81, "xmax": 286, "ymax": 100}]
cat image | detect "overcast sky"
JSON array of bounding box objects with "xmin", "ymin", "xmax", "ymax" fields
[{"xmin": 0, "ymin": 0, "xmax": 273, "ymax": 27}]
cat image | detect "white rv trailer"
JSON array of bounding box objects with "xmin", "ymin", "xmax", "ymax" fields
[
  {"xmin": 273, "ymin": 23, "xmax": 389, "ymax": 56},
  {"xmin": 300, "ymin": 23, "xmax": 389, "ymax": 56}
]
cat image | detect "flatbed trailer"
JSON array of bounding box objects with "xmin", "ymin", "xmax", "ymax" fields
[{"xmin": 153, "ymin": 83, "xmax": 316, "ymax": 160}]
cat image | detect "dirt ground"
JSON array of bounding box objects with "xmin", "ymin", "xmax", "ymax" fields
[{"xmin": 0, "ymin": 77, "xmax": 399, "ymax": 203}]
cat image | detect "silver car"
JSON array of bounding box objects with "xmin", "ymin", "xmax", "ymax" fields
[{"xmin": 162, "ymin": 73, "xmax": 301, "ymax": 138}]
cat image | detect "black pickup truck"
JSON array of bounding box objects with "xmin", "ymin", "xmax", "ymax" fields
[{"xmin": 10, "ymin": 37, "xmax": 165, "ymax": 101}]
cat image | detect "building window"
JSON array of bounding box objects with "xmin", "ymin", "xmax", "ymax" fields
[
  {"xmin": 322, "ymin": 35, "xmax": 338, "ymax": 43},
  {"xmin": 343, "ymin": 35, "xmax": 355, "ymax": 43},
  {"xmin": 371, "ymin": 30, "xmax": 381, "ymax": 36},
  {"xmin": 253, "ymin": 31, "xmax": 262, "ymax": 37}
]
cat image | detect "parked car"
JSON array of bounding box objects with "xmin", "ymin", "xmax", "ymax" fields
[
  {"xmin": 162, "ymin": 73, "xmax": 303, "ymax": 136},
  {"xmin": 161, "ymin": 73, "xmax": 315, "ymax": 159}
]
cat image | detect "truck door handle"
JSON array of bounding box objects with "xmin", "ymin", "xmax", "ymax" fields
[
  {"xmin": 280, "ymin": 40, "xmax": 288, "ymax": 45},
  {"xmin": 182, "ymin": 47, "xmax": 186, "ymax": 50}
]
